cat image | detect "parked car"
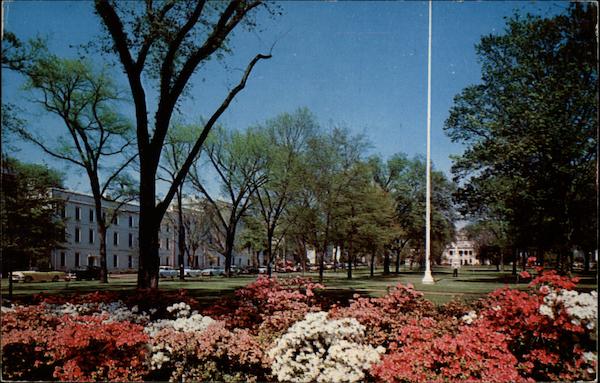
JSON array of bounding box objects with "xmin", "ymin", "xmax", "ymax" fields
[
  {"xmin": 159, "ymin": 266, "xmax": 178, "ymax": 279},
  {"xmin": 72, "ymin": 266, "xmax": 102, "ymax": 281},
  {"xmin": 11, "ymin": 270, "xmax": 67, "ymax": 283},
  {"xmin": 258, "ymin": 267, "xmax": 268, "ymax": 274},
  {"xmin": 200, "ymin": 267, "xmax": 225, "ymax": 276},
  {"xmin": 184, "ymin": 268, "xmax": 203, "ymax": 277}
]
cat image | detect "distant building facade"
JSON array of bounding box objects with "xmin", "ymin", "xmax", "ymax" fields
[
  {"xmin": 50, "ymin": 189, "xmax": 251, "ymax": 271},
  {"xmin": 441, "ymin": 229, "xmax": 480, "ymax": 266}
]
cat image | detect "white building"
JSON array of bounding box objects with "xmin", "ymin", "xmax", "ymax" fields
[
  {"xmin": 441, "ymin": 229, "xmax": 479, "ymax": 266},
  {"xmin": 50, "ymin": 189, "xmax": 252, "ymax": 272}
]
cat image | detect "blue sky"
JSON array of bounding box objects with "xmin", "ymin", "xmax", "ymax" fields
[{"xmin": 3, "ymin": 0, "xmax": 571, "ymax": 194}]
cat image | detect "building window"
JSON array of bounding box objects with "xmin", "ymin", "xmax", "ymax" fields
[
  {"xmin": 128, "ymin": 233, "xmax": 133, "ymax": 248},
  {"xmin": 217, "ymin": 257, "xmax": 220, "ymax": 267},
  {"xmin": 89, "ymin": 209, "xmax": 94, "ymax": 222},
  {"xmin": 88, "ymin": 229, "xmax": 94, "ymax": 244},
  {"xmin": 88, "ymin": 256, "xmax": 95, "ymax": 267},
  {"xmin": 61, "ymin": 206, "xmax": 66, "ymax": 218},
  {"xmin": 113, "ymin": 254, "xmax": 118, "ymax": 268},
  {"xmin": 449, "ymin": 250, "xmax": 453, "ymax": 255},
  {"xmin": 112, "ymin": 214, "xmax": 119, "ymax": 225},
  {"xmin": 62, "ymin": 228, "xmax": 67, "ymax": 242},
  {"xmin": 75, "ymin": 228, "xmax": 81, "ymax": 243},
  {"xmin": 129, "ymin": 216, "xmax": 133, "ymax": 227},
  {"xmin": 166, "ymin": 238, "xmax": 170, "ymax": 250},
  {"xmin": 113, "ymin": 232, "xmax": 119, "ymax": 246},
  {"xmin": 60, "ymin": 252, "xmax": 66, "ymax": 267},
  {"xmin": 75, "ymin": 253, "xmax": 80, "ymax": 267},
  {"xmin": 247, "ymin": 259, "xmax": 250, "ymax": 266},
  {"xmin": 75, "ymin": 206, "xmax": 81, "ymax": 221},
  {"xmin": 238, "ymin": 258, "xmax": 241, "ymax": 266},
  {"xmin": 128, "ymin": 256, "xmax": 133, "ymax": 268}
]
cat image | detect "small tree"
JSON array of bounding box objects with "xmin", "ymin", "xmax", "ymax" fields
[
  {"xmin": 0, "ymin": 157, "xmax": 66, "ymax": 298},
  {"xmin": 250, "ymin": 108, "xmax": 317, "ymax": 276},
  {"xmin": 189, "ymin": 126, "xmax": 268, "ymax": 276}
]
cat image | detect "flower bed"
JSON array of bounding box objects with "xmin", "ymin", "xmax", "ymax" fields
[{"xmin": 2, "ymin": 273, "xmax": 597, "ymax": 382}]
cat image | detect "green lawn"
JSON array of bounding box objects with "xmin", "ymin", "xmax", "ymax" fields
[{"xmin": 2, "ymin": 266, "xmax": 597, "ymax": 306}]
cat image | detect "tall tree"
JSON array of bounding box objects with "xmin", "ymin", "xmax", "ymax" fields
[
  {"xmin": 445, "ymin": 4, "xmax": 597, "ymax": 272},
  {"xmin": 189, "ymin": 126, "xmax": 268, "ymax": 276},
  {"xmin": 1, "ymin": 157, "xmax": 66, "ymax": 298},
  {"xmin": 6, "ymin": 56, "xmax": 137, "ymax": 283},
  {"xmin": 94, "ymin": 0, "xmax": 274, "ymax": 288},
  {"xmin": 368, "ymin": 153, "xmax": 410, "ymax": 273},
  {"xmin": 250, "ymin": 108, "xmax": 317, "ymax": 276},
  {"xmin": 301, "ymin": 128, "xmax": 369, "ymax": 281}
]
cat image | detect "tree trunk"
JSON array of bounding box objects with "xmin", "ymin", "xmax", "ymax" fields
[
  {"xmin": 369, "ymin": 252, "xmax": 375, "ymax": 277},
  {"xmin": 8, "ymin": 255, "xmax": 13, "ymax": 300},
  {"xmin": 347, "ymin": 236, "xmax": 353, "ymax": 279},
  {"xmin": 177, "ymin": 189, "xmax": 185, "ymax": 280},
  {"xmin": 319, "ymin": 216, "xmax": 330, "ymax": 282},
  {"xmin": 224, "ymin": 231, "xmax": 236, "ymax": 277},
  {"xmin": 137, "ymin": 173, "xmax": 160, "ymax": 289},
  {"xmin": 266, "ymin": 229, "xmax": 274, "ymax": 277},
  {"xmin": 511, "ymin": 247, "xmax": 518, "ymax": 276},
  {"xmin": 383, "ymin": 250, "xmax": 390, "ymax": 275},
  {"xmin": 395, "ymin": 247, "xmax": 401, "ymax": 274},
  {"xmin": 98, "ymin": 225, "xmax": 108, "ymax": 283},
  {"xmin": 333, "ymin": 244, "xmax": 338, "ymax": 272},
  {"xmin": 584, "ymin": 250, "xmax": 590, "ymax": 272}
]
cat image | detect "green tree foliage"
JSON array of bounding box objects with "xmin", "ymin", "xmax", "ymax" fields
[
  {"xmin": 370, "ymin": 154, "xmax": 456, "ymax": 270},
  {"xmin": 445, "ymin": 4, "xmax": 597, "ymax": 271},
  {"xmin": 1, "ymin": 157, "xmax": 65, "ymax": 274},
  {"xmin": 296, "ymin": 127, "xmax": 370, "ymax": 281},
  {"xmin": 249, "ymin": 108, "xmax": 318, "ymax": 276},
  {"xmin": 334, "ymin": 161, "xmax": 400, "ymax": 278}
]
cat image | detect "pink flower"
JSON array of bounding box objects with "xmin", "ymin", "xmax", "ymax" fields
[{"xmin": 519, "ymin": 271, "xmax": 531, "ymax": 279}]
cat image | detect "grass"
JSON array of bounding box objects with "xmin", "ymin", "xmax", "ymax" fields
[{"xmin": 2, "ymin": 266, "xmax": 597, "ymax": 306}]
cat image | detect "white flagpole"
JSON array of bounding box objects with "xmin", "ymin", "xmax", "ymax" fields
[{"xmin": 423, "ymin": 0, "xmax": 435, "ymax": 284}]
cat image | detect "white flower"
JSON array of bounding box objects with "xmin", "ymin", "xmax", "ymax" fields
[
  {"xmin": 538, "ymin": 288, "xmax": 597, "ymax": 331},
  {"xmin": 461, "ymin": 310, "xmax": 478, "ymax": 325},
  {"xmin": 268, "ymin": 312, "xmax": 384, "ymax": 383}
]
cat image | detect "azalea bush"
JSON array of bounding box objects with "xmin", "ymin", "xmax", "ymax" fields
[
  {"xmin": 1, "ymin": 272, "xmax": 596, "ymax": 382},
  {"xmin": 371, "ymin": 317, "xmax": 525, "ymax": 383},
  {"xmin": 1, "ymin": 305, "xmax": 148, "ymax": 381},
  {"xmin": 477, "ymin": 269, "xmax": 597, "ymax": 382},
  {"xmin": 329, "ymin": 283, "xmax": 435, "ymax": 346},
  {"xmin": 146, "ymin": 303, "xmax": 266, "ymax": 382},
  {"xmin": 203, "ymin": 276, "xmax": 324, "ymax": 341},
  {"xmin": 268, "ymin": 311, "xmax": 384, "ymax": 383}
]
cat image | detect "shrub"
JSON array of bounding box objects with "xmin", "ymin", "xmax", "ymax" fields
[
  {"xmin": 1, "ymin": 304, "xmax": 148, "ymax": 382},
  {"xmin": 268, "ymin": 311, "xmax": 384, "ymax": 383},
  {"xmin": 204, "ymin": 276, "xmax": 324, "ymax": 340},
  {"xmin": 147, "ymin": 321, "xmax": 267, "ymax": 382},
  {"xmin": 1, "ymin": 305, "xmax": 60, "ymax": 380},
  {"xmin": 477, "ymin": 270, "xmax": 597, "ymax": 381},
  {"xmin": 329, "ymin": 283, "xmax": 434, "ymax": 346},
  {"xmin": 371, "ymin": 317, "xmax": 525, "ymax": 383},
  {"xmin": 50, "ymin": 315, "xmax": 148, "ymax": 381}
]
